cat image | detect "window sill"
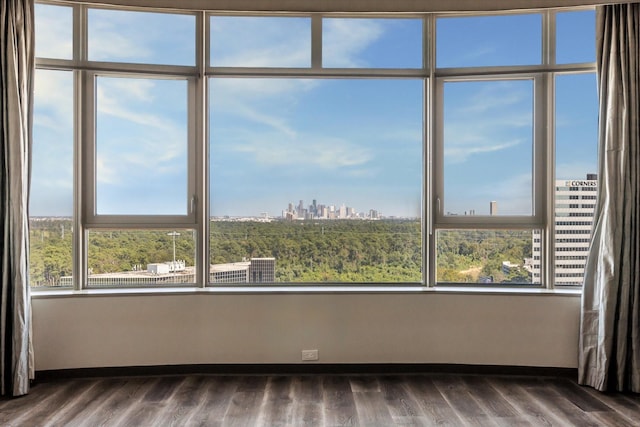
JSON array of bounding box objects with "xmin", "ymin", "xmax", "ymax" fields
[{"xmin": 30, "ymin": 285, "xmax": 582, "ymax": 298}]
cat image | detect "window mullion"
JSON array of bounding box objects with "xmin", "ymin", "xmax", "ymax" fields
[
  {"xmin": 75, "ymin": 5, "xmax": 89, "ymax": 290},
  {"xmin": 537, "ymin": 73, "xmax": 554, "ymax": 290},
  {"xmin": 426, "ymin": 14, "xmax": 436, "ymax": 287},
  {"xmin": 311, "ymin": 14, "xmax": 322, "ymax": 69},
  {"xmin": 545, "ymin": 73, "xmax": 556, "ymax": 290},
  {"xmin": 73, "ymin": 4, "xmax": 86, "ymax": 64},
  {"xmin": 196, "ymin": 11, "xmax": 207, "ymax": 288},
  {"xmin": 544, "ymin": 10, "xmax": 556, "ymax": 66}
]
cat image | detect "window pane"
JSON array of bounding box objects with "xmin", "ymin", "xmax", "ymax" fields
[
  {"xmin": 210, "ymin": 16, "xmax": 311, "ymax": 67},
  {"xmin": 87, "ymin": 229, "xmax": 196, "ymax": 287},
  {"xmin": 88, "ymin": 9, "xmax": 195, "ymax": 65},
  {"xmin": 35, "ymin": 3, "xmax": 72, "ymax": 60},
  {"xmin": 550, "ymin": 73, "xmax": 598, "ymax": 286},
  {"xmin": 30, "ymin": 70, "xmax": 74, "ymax": 287},
  {"xmin": 556, "ymin": 10, "xmax": 596, "ymax": 64},
  {"xmin": 210, "ymin": 78, "xmax": 423, "ymax": 283},
  {"xmin": 95, "ymin": 77, "xmax": 188, "ymax": 215},
  {"xmin": 443, "ymin": 80, "xmax": 534, "ymax": 216},
  {"xmin": 323, "ymin": 18, "xmax": 423, "ymax": 68},
  {"xmin": 437, "ymin": 14, "xmax": 542, "ymax": 68},
  {"xmin": 437, "ymin": 230, "xmax": 535, "ymax": 285}
]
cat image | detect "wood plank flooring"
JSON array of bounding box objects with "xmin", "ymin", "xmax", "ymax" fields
[{"xmin": 1, "ymin": 373, "xmax": 639, "ymax": 426}]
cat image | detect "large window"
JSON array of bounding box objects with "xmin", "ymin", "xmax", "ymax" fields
[
  {"xmin": 441, "ymin": 79, "xmax": 535, "ymax": 217},
  {"xmin": 31, "ymin": 3, "xmax": 597, "ymax": 289},
  {"xmin": 209, "ymin": 78, "xmax": 423, "ymax": 283},
  {"xmin": 94, "ymin": 76, "xmax": 189, "ymax": 216},
  {"xmin": 30, "ymin": 69, "xmax": 74, "ymax": 287},
  {"xmin": 432, "ymin": 10, "xmax": 597, "ymax": 287}
]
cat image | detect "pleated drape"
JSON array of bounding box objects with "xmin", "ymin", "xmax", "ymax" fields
[
  {"xmin": 0, "ymin": 0, "xmax": 34, "ymax": 397},
  {"xmin": 579, "ymin": 3, "xmax": 640, "ymax": 393}
]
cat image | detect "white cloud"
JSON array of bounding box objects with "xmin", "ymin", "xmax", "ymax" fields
[
  {"xmin": 456, "ymin": 82, "xmax": 531, "ymax": 115},
  {"xmin": 96, "ymin": 156, "xmax": 118, "ymax": 185},
  {"xmin": 97, "ymin": 132, "xmax": 186, "ymax": 186},
  {"xmin": 89, "ymin": 29, "xmax": 151, "ymax": 61},
  {"xmin": 458, "ymin": 46, "xmax": 497, "ymax": 64},
  {"xmin": 230, "ymin": 132, "xmax": 373, "ymax": 170},
  {"xmin": 207, "ymin": 19, "xmax": 393, "ymax": 168},
  {"xmin": 87, "ymin": 10, "xmax": 152, "ymax": 61},
  {"xmin": 444, "ymin": 81, "xmax": 533, "ymax": 163},
  {"xmin": 106, "ymin": 79, "xmax": 156, "ymax": 102},
  {"xmin": 34, "ymin": 70, "xmax": 73, "ymax": 130},
  {"xmin": 445, "ymin": 138, "xmax": 524, "ymax": 162},
  {"xmin": 96, "ymin": 80, "xmax": 175, "ymax": 131},
  {"xmin": 95, "ymin": 78, "xmax": 187, "ymax": 185},
  {"xmin": 86, "ymin": 9, "xmax": 194, "ymax": 64},
  {"xmin": 31, "ymin": 69, "xmax": 75, "ymax": 216},
  {"xmin": 35, "ymin": 4, "xmax": 72, "ymax": 59},
  {"xmin": 322, "ymin": 19, "xmax": 384, "ymax": 67},
  {"xmin": 211, "ymin": 16, "xmax": 310, "ymax": 67},
  {"xmin": 212, "ymin": 78, "xmax": 317, "ymax": 101},
  {"xmin": 210, "ymin": 78, "xmax": 318, "ymax": 139},
  {"xmin": 232, "ymin": 104, "xmax": 297, "ymax": 139},
  {"xmin": 313, "ymin": 140, "xmax": 374, "ymax": 168}
]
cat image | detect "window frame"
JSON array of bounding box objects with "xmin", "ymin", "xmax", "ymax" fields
[
  {"xmin": 32, "ymin": 1, "xmax": 597, "ymax": 290},
  {"xmin": 204, "ymin": 13, "xmax": 429, "ymax": 287},
  {"xmin": 433, "ymin": 73, "xmax": 547, "ymax": 227},
  {"xmin": 83, "ymin": 71, "xmax": 199, "ymax": 226},
  {"xmin": 428, "ymin": 9, "xmax": 596, "ymax": 288}
]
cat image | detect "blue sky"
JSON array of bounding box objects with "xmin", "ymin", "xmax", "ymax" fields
[{"xmin": 31, "ymin": 6, "xmax": 597, "ymax": 218}]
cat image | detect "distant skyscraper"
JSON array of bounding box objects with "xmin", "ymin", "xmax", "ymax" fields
[
  {"xmin": 490, "ymin": 201, "xmax": 498, "ymax": 215},
  {"xmin": 339, "ymin": 204, "xmax": 347, "ymax": 219},
  {"xmin": 531, "ymin": 174, "xmax": 597, "ymax": 286}
]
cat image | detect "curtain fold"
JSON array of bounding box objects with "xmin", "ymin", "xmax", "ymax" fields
[
  {"xmin": 0, "ymin": 0, "xmax": 34, "ymax": 397},
  {"xmin": 579, "ymin": 3, "xmax": 640, "ymax": 393}
]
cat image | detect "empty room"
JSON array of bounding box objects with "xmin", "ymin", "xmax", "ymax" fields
[{"xmin": 1, "ymin": 0, "xmax": 639, "ymax": 425}]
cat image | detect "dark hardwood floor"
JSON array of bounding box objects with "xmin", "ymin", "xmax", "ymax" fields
[{"xmin": 1, "ymin": 373, "xmax": 639, "ymax": 426}]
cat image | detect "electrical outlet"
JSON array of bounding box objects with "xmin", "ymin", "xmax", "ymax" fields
[{"xmin": 301, "ymin": 349, "xmax": 319, "ymax": 361}]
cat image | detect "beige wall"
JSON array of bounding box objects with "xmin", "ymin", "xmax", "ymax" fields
[{"xmin": 32, "ymin": 292, "xmax": 580, "ymax": 371}]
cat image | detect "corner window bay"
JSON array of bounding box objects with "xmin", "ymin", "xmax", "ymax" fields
[{"xmin": 31, "ymin": 3, "xmax": 597, "ymax": 289}]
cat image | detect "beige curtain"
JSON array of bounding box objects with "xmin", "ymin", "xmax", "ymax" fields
[
  {"xmin": 0, "ymin": 0, "xmax": 34, "ymax": 397},
  {"xmin": 579, "ymin": 3, "xmax": 640, "ymax": 392}
]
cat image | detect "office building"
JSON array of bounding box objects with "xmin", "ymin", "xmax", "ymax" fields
[
  {"xmin": 59, "ymin": 258, "xmax": 276, "ymax": 287},
  {"xmin": 531, "ymin": 174, "xmax": 597, "ymax": 285}
]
